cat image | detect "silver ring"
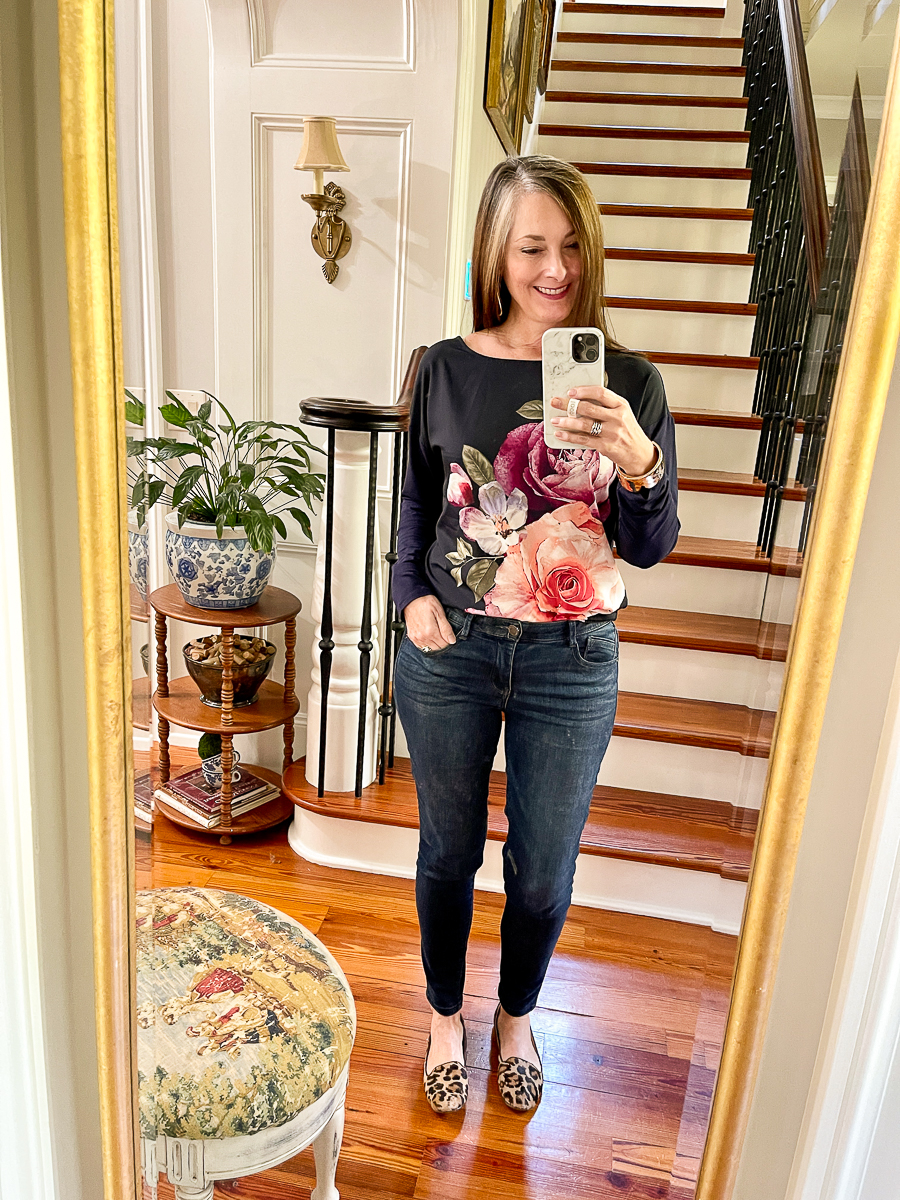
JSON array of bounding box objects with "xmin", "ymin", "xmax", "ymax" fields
[
  {"xmin": 566, "ymin": 397, "xmax": 580, "ymax": 418},
  {"xmin": 590, "ymin": 420, "xmax": 603, "ymax": 437}
]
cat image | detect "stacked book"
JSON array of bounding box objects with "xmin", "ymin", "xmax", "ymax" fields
[
  {"xmin": 134, "ymin": 771, "xmax": 154, "ymax": 827},
  {"xmin": 154, "ymin": 765, "xmax": 279, "ymax": 829}
]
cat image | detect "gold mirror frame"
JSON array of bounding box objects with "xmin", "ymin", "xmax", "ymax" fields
[{"xmin": 54, "ymin": 0, "xmax": 900, "ymax": 1196}]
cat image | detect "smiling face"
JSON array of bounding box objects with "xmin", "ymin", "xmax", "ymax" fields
[{"xmin": 502, "ymin": 190, "xmax": 582, "ymax": 332}]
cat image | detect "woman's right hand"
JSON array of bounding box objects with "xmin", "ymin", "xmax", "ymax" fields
[{"xmin": 403, "ymin": 595, "xmax": 456, "ymax": 653}]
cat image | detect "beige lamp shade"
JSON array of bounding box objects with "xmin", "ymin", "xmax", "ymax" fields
[{"xmin": 294, "ymin": 117, "xmax": 350, "ymax": 175}]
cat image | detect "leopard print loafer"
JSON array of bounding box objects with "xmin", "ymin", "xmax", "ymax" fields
[
  {"xmin": 423, "ymin": 1017, "xmax": 468, "ymax": 1113},
  {"xmin": 493, "ymin": 1004, "xmax": 543, "ymax": 1112}
]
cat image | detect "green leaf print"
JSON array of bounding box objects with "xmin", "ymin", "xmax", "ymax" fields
[
  {"xmin": 466, "ymin": 558, "xmax": 499, "ymax": 603},
  {"xmin": 461, "ymin": 445, "xmax": 495, "ymax": 487},
  {"xmin": 516, "ymin": 399, "xmax": 543, "ymax": 421},
  {"xmin": 450, "ymin": 565, "xmax": 464, "ymax": 587}
]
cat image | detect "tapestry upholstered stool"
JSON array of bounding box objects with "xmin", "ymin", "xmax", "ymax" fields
[{"xmin": 136, "ymin": 887, "xmax": 356, "ymax": 1200}]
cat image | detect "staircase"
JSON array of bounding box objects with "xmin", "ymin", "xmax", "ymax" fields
[{"xmin": 286, "ymin": 0, "xmax": 803, "ymax": 935}]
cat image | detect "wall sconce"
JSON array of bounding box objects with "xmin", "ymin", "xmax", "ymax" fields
[{"xmin": 294, "ymin": 117, "xmax": 351, "ymax": 284}]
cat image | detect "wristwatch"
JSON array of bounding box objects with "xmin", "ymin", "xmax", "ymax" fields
[{"xmin": 615, "ymin": 442, "xmax": 665, "ymax": 493}]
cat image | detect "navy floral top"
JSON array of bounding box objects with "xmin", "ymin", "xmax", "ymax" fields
[{"xmin": 392, "ymin": 337, "xmax": 680, "ymax": 622}]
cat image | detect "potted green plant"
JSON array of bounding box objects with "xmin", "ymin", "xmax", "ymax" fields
[
  {"xmin": 126, "ymin": 390, "xmax": 323, "ymax": 610},
  {"xmin": 126, "ymin": 392, "xmax": 149, "ymax": 600}
]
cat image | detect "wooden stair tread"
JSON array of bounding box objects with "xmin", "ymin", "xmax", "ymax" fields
[
  {"xmin": 283, "ymin": 757, "xmax": 757, "ymax": 881},
  {"xmin": 607, "ymin": 247, "xmax": 755, "ymax": 266},
  {"xmin": 578, "ymin": 160, "xmax": 751, "ymax": 179},
  {"xmin": 557, "ymin": 31, "xmax": 744, "ymax": 47},
  {"xmin": 645, "ymin": 349, "xmax": 759, "ymax": 368},
  {"xmin": 679, "ymin": 467, "xmax": 805, "ymax": 500},
  {"xmin": 657, "ymin": 535, "xmax": 803, "ymax": 576},
  {"xmin": 615, "ymin": 691, "xmax": 774, "ymax": 756},
  {"xmin": 546, "ymin": 90, "xmax": 748, "ymax": 108},
  {"xmin": 670, "ymin": 406, "xmax": 761, "ymax": 427},
  {"xmin": 563, "ymin": 3, "xmax": 727, "ymax": 15},
  {"xmin": 617, "ymin": 605, "xmax": 790, "ymax": 660},
  {"xmin": 541, "ymin": 122, "xmax": 750, "ymax": 141},
  {"xmin": 553, "ymin": 58, "xmax": 746, "ymax": 77},
  {"xmin": 599, "ymin": 202, "xmax": 752, "ymax": 219},
  {"xmin": 609, "ymin": 294, "xmax": 756, "ymax": 315}
]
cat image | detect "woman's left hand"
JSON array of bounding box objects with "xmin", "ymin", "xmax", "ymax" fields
[{"xmin": 550, "ymin": 386, "xmax": 656, "ymax": 477}]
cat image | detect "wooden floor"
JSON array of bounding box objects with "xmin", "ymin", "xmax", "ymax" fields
[{"xmin": 138, "ymin": 755, "xmax": 736, "ymax": 1200}]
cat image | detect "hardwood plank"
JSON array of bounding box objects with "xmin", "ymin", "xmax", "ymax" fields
[
  {"xmin": 617, "ymin": 604, "xmax": 790, "ymax": 661},
  {"xmin": 678, "ymin": 467, "xmax": 805, "ymax": 499},
  {"xmin": 553, "ymin": 58, "xmax": 746, "ymax": 77},
  {"xmin": 547, "ymin": 90, "xmax": 748, "ymax": 109},
  {"xmin": 610, "ymin": 295, "xmax": 756, "ymax": 315},
  {"xmin": 658, "ymin": 534, "xmax": 803, "ymax": 575},
  {"xmin": 670, "ymin": 406, "xmax": 761, "ymax": 427},
  {"xmin": 557, "ymin": 31, "xmax": 744, "ymax": 47},
  {"xmin": 580, "ymin": 159, "xmax": 751, "ymax": 178},
  {"xmin": 646, "ymin": 349, "xmax": 758, "ymax": 368},
  {"xmin": 599, "ymin": 202, "xmax": 752, "ymax": 220},
  {"xmin": 562, "ymin": 2, "xmax": 727, "ymax": 15},
  {"xmin": 614, "ymin": 691, "xmax": 774, "ymax": 757},
  {"xmin": 607, "ymin": 247, "xmax": 755, "ymax": 266},
  {"xmin": 541, "ymin": 122, "xmax": 750, "ymax": 141}
]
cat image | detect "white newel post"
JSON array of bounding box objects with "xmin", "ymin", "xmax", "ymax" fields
[{"xmin": 303, "ymin": 430, "xmax": 383, "ymax": 793}]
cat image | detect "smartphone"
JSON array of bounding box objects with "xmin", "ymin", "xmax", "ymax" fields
[{"xmin": 542, "ymin": 327, "xmax": 606, "ymax": 451}]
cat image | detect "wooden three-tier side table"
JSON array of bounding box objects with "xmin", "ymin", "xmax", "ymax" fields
[{"xmin": 149, "ymin": 584, "xmax": 301, "ymax": 844}]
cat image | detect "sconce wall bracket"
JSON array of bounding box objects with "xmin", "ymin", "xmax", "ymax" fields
[{"xmin": 302, "ymin": 182, "xmax": 351, "ymax": 284}]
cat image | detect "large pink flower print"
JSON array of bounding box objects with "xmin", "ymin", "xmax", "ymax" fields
[
  {"xmin": 483, "ymin": 501, "xmax": 625, "ymax": 621},
  {"xmin": 494, "ymin": 423, "xmax": 616, "ymax": 517}
]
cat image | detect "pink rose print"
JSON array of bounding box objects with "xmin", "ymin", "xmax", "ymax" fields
[
  {"xmin": 494, "ymin": 423, "xmax": 616, "ymax": 518},
  {"xmin": 446, "ymin": 463, "xmax": 474, "ymax": 507},
  {"xmin": 483, "ymin": 501, "xmax": 625, "ymax": 621},
  {"xmin": 459, "ymin": 482, "xmax": 527, "ymax": 556}
]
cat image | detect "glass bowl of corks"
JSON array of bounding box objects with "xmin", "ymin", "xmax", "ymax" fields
[{"xmin": 182, "ymin": 634, "xmax": 277, "ymax": 708}]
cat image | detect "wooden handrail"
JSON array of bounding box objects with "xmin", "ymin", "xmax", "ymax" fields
[
  {"xmin": 300, "ymin": 345, "xmax": 427, "ymax": 433},
  {"xmin": 778, "ymin": 0, "xmax": 829, "ymax": 297}
]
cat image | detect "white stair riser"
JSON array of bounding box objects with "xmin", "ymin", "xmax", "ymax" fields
[
  {"xmin": 610, "ymin": 307, "xmax": 755, "ymax": 356},
  {"xmin": 600, "ymin": 734, "xmax": 768, "ymax": 808},
  {"xmin": 588, "ymin": 171, "xmax": 750, "ymax": 208},
  {"xmin": 539, "ymin": 132, "xmax": 749, "ymax": 168},
  {"xmin": 549, "ymin": 67, "xmax": 746, "ymax": 98},
  {"xmin": 554, "ymin": 41, "xmax": 743, "ymax": 64},
  {"xmin": 618, "ymin": 556, "xmax": 797, "ymax": 619},
  {"xmin": 542, "ymin": 98, "xmax": 748, "ymax": 130},
  {"xmin": 288, "ymin": 808, "xmax": 747, "ymax": 933},
  {"xmin": 619, "ymin": 640, "xmax": 784, "ymax": 708},
  {"xmin": 677, "ymin": 488, "xmax": 804, "ymax": 545},
  {"xmin": 760, "ymin": 570, "xmax": 802, "ymax": 627},
  {"xmin": 600, "ymin": 213, "xmax": 752, "ymax": 253},
  {"xmin": 559, "ymin": 11, "xmax": 731, "ymax": 36},
  {"xmin": 605, "ymin": 256, "xmax": 753, "ymax": 302},
  {"xmin": 674, "ymin": 422, "xmax": 761, "ymax": 472},
  {"xmin": 655, "ymin": 362, "xmax": 757, "ymax": 411}
]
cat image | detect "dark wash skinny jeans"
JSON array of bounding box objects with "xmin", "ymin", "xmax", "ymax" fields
[{"xmin": 394, "ymin": 607, "xmax": 619, "ymax": 1017}]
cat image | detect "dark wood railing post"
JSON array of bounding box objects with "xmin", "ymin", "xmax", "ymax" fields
[{"xmin": 300, "ymin": 345, "xmax": 426, "ymax": 797}]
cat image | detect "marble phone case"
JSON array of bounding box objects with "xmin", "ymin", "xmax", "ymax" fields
[{"xmin": 541, "ymin": 327, "xmax": 606, "ymax": 451}]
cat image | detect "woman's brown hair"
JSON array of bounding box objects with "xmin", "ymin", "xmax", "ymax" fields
[{"xmin": 470, "ymin": 155, "xmax": 625, "ymax": 351}]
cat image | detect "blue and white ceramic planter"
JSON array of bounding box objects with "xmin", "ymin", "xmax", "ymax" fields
[
  {"xmin": 128, "ymin": 513, "xmax": 149, "ymax": 600},
  {"xmin": 165, "ymin": 512, "xmax": 275, "ymax": 610}
]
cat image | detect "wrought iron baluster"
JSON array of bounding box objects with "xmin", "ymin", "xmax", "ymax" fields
[
  {"xmin": 317, "ymin": 427, "xmax": 336, "ymax": 798},
  {"xmin": 356, "ymin": 432, "xmax": 380, "ymax": 798}
]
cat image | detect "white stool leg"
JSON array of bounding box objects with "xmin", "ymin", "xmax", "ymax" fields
[
  {"xmin": 310, "ymin": 1101, "xmax": 346, "ymax": 1200},
  {"xmin": 172, "ymin": 1186, "xmax": 214, "ymax": 1200}
]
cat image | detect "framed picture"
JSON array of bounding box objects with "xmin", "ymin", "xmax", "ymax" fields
[
  {"xmin": 537, "ymin": 0, "xmax": 557, "ymax": 95},
  {"xmin": 522, "ymin": 0, "xmax": 544, "ymax": 125},
  {"xmin": 484, "ymin": 0, "xmax": 536, "ymax": 155}
]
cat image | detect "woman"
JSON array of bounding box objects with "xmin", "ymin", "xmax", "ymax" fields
[{"xmin": 392, "ymin": 155, "xmax": 679, "ymax": 1114}]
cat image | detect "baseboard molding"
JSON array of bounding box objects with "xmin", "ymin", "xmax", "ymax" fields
[{"xmin": 287, "ymin": 808, "xmax": 745, "ymax": 934}]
